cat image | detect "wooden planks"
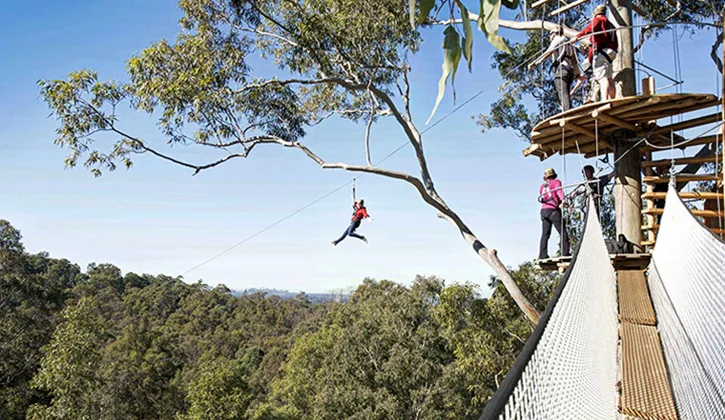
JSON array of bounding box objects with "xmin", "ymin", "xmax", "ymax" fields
[
  {"xmin": 618, "ymin": 270, "xmax": 679, "ymax": 420},
  {"xmin": 643, "ymin": 174, "xmax": 722, "ymax": 184},
  {"xmin": 618, "ymin": 271, "xmax": 656, "ymax": 325},
  {"xmin": 642, "ymin": 208, "xmax": 724, "ymax": 217},
  {"xmin": 621, "ymin": 323, "xmax": 679, "ymax": 420},
  {"xmin": 641, "ymin": 155, "xmax": 722, "ymax": 168},
  {"xmin": 642, "ymin": 191, "xmax": 724, "ymax": 200},
  {"xmin": 526, "ymin": 94, "xmax": 721, "ymax": 161}
]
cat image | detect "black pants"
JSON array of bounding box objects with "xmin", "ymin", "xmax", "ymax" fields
[
  {"xmin": 555, "ymin": 70, "xmax": 574, "ymax": 112},
  {"xmin": 539, "ymin": 208, "xmax": 570, "ymax": 259}
]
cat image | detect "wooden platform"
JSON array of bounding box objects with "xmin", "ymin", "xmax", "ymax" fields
[
  {"xmin": 523, "ymin": 93, "xmax": 720, "ymax": 161},
  {"xmin": 535, "ymin": 253, "xmax": 651, "ymax": 271}
]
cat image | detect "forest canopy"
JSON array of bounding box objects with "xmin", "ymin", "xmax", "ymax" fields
[{"xmin": 0, "ymin": 219, "xmax": 559, "ymax": 419}]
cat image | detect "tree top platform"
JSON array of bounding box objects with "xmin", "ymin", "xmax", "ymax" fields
[{"xmin": 523, "ymin": 93, "xmax": 721, "ymax": 161}]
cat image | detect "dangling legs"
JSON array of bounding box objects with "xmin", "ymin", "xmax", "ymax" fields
[
  {"xmin": 347, "ymin": 221, "xmax": 367, "ymax": 243},
  {"xmin": 332, "ymin": 221, "xmax": 366, "ymax": 245}
]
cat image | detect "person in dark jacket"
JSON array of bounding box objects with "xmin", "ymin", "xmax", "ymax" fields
[
  {"xmin": 570, "ymin": 164, "xmax": 615, "ymax": 218},
  {"xmin": 332, "ymin": 199, "xmax": 370, "ymax": 246}
]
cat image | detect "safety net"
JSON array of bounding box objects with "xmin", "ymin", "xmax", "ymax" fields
[
  {"xmin": 647, "ymin": 184, "xmax": 725, "ymax": 419},
  {"xmin": 479, "ymin": 196, "xmax": 619, "ymax": 420}
]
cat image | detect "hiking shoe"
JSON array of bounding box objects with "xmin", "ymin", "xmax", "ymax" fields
[
  {"xmin": 331, "ymin": 241, "xmax": 337, "ymax": 246},
  {"xmin": 362, "ymin": 237, "xmax": 368, "ymax": 243}
]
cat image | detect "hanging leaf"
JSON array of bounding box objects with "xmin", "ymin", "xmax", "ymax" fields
[
  {"xmin": 455, "ymin": 0, "xmax": 474, "ymax": 72},
  {"xmin": 418, "ymin": 0, "xmax": 436, "ymax": 25},
  {"xmin": 478, "ymin": 0, "xmax": 511, "ymax": 53},
  {"xmin": 426, "ymin": 25, "xmax": 462, "ymax": 125},
  {"xmin": 501, "ymin": 0, "xmax": 519, "ymax": 8},
  {"xmin": 409, "ymin": 0, "xmax": 436, "ymax": 29},
  {"xmin": 409, "ymin": 0, "xmax": 417, "ymax": 29}
]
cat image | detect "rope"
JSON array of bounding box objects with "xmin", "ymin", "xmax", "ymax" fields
[{"xmin": 352, "ymin": 178, "xmax": 356, "ymax": 201}]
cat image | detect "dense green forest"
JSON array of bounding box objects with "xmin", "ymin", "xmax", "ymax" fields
[{"xmin": 0, "ymin": 219, "xmax": 559, "ymax": 419}]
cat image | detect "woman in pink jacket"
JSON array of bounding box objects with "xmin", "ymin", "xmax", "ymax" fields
[{"xmin": 538, "ymin": 168, "xmax": 570, "ymax": 259}]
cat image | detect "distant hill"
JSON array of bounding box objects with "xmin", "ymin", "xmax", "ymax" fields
[{"xmin": 232, "ymin": 287, "xmax": 349, "ymax": 303}]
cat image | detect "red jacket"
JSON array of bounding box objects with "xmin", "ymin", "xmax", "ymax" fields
[
  {"xmin": 577, "ymin": 15, "xmax": 618, "ymax": 62},
  {"xmin": 351, "ymin": 206, "xmax": 369, "ymax": 221}
]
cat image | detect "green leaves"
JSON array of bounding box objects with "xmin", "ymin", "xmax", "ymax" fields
[
  {"xmin": 456, "ymin": 0, "xmax": 474, "ymax": 72},
  {"xmin": 409, "ymin": 0, "xmax": 435, "ymax": 29},
  {"xmin": 426, "ymin": 25, "xmax": 462, "ymax": 125},
  {"xmin": 479, "ymin": 0, "xmax": 511, "ymax": 54}
]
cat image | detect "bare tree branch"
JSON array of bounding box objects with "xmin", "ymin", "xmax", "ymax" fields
[
  {"xmin": 431, "ymin": 12, "xmax": 581, "ymax": 39},
  {"xmin": 364, "ymin": 85, "xmax": 375, "ymax": 166}
]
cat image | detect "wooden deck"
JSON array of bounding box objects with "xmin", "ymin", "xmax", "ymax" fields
[
  {"xmin": 523, "ymin": 93, "xmax": 720, "ymax": 161},
  {"xmin": 535, "ymin": 253, "xmax": 651, "ymax": 272}
]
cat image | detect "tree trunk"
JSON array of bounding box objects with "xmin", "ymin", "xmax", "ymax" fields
[{"xmin": 611, "ymin": 0, "xmax": 642, "ymax": 250}]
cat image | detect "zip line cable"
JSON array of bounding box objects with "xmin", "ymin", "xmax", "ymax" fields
[{"xmin": 181, "ymin": 19, "xmax": 719, "ymax": 277}]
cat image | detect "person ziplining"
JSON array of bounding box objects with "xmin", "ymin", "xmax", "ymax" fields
[{"xmin": 332, "ymin": 198, "xmax": 371, "ymax": 246}]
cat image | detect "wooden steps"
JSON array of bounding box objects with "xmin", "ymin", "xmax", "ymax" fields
[
  {"xmin": 642, "ymin": 225, "xmax": 725, "ymax": 235},
  {"xmin": 642, "ymin": 191, "xmax": 724, "ymax": 200},
  {"xmin": 642, "ymin": 208, "xmax": 725, "ymax": 217},
  {"xmin": 641, "ymin": 154, "xmax": 722, "ymax": 168},
  {"xmin": 641, "ymin": 134, "xmax": 721, "ymax": 152},
  {"xmin": 617, "ymin": 270, "xmax": 678, "ymax": 420},
  {"xmin": 642, "ymin": 174, "xmax": 722, "ymax": 184}
]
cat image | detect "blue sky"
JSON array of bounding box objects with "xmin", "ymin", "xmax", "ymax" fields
[{"xmin": 1, "ymin": 1, "xmax": 721, "ymax": 294}]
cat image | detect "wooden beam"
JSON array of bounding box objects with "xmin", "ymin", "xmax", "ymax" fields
[
  {"xmin": 642, "ymin": 155, "xmax": 723, "ymax": 168},
  {"xmin": 632, "ymin": 99, "xmax": 721, "ymax": 123},
  {"xmin": 641, "ymin": 135, "xmax": 720, "ymax": 152},
  {"xmin": 642, "ymin": 192, "xmax": 724, "ymax": 200},
  {"xmin": 643, "ymin": 208, "xmax": 724, "ymax": 218},
  {"xmin": 564, "ymin": 122, "xmax": 597, "ymax": 140},
  {"xmin": 650, "ymin": 112, "xmax": 723, "ymax": 137},
  {"xmin": 593, "ymin": 110, "xmax": 640, "ymax": 131},
  {"xmin": 550, "ymin": 0, "xmax": 588, "ymax": 17},
  {"xmin": 643, "ymin": 174, "xmax": 722, "ymax": 184}
]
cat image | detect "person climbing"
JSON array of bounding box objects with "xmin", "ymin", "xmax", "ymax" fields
[
  {"xmin": 538, "ymin": 168, "xmax": 570, "ymax": 259},
  {"xmin": 574, "ymin": 4, "xmax": 618, "ymax": 101},
  {"xmin": 570, "ymin": 164, "xmax": 615, "ymax": 218},
  {"xmin": 332, "ymin": 199, "xmax": 370, "ymax": 246},
  {"xmin": 528, "ymin": 27, "xmax": 580, "ymax": 112}
]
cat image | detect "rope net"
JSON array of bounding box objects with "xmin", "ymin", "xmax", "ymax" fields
[
  {"xmin": 647, "ymin": 185, "xmax": 725, "ymax": 419},
  {"xmin": 480, "ymin": 196, "xmax": 619, "ymax": 420}
]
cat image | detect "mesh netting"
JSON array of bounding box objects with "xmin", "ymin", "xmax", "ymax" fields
[
  {"xmin": 479, "ymin": 197, "xmax": 619, "ymax": 420},
  {"xmin": 647, "ymin": 185, "xmax": 725, "ymax": 419}
]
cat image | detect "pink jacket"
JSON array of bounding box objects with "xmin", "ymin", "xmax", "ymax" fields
[{"xmin": 540, "ymin": 179, "xmax": 564, "ymax": 210}]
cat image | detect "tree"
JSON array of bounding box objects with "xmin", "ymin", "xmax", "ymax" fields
[
  {"xmin": 28, "ymin": 297, "xmax": 109, "ymax": 420},
  {"xmin": 0, "ymin": 221, "xmax": 82, "ymax": 420},
  {"xmin": 39, "ymin": 0, "xmax": 542, "ymax": 322}
]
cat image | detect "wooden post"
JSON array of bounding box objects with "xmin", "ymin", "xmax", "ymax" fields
[
  {"xmin": 721, "ymin": 11, "xmax": 725, "ymax": 226},
  {"xmin": 641, "ymin": 76, "xmax": 655, "ymax": 97},
  {"xmin": 611, "ymin": 0, "xmax": 643, "ymax": 250}
]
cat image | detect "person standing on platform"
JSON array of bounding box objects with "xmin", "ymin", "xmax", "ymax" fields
[
  {"xmin": 538, "ymin": 168, "xmax": 570, "ymax": 259},
  {"xmin": 574, "ymin": 4, "xmax": 618, "ymax": 101},
  {"xmin": 528, "ymin": 27, "xmax": 580, "ymax": 112}
]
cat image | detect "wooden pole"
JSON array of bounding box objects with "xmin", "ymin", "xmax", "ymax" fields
[
  {"xmin": 721, "ymin": 10, "xmax": 724, "ymax": 229},
  {"xmin": 611, "ymin": 0, "xmax": 643, "ymax": 251}
]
